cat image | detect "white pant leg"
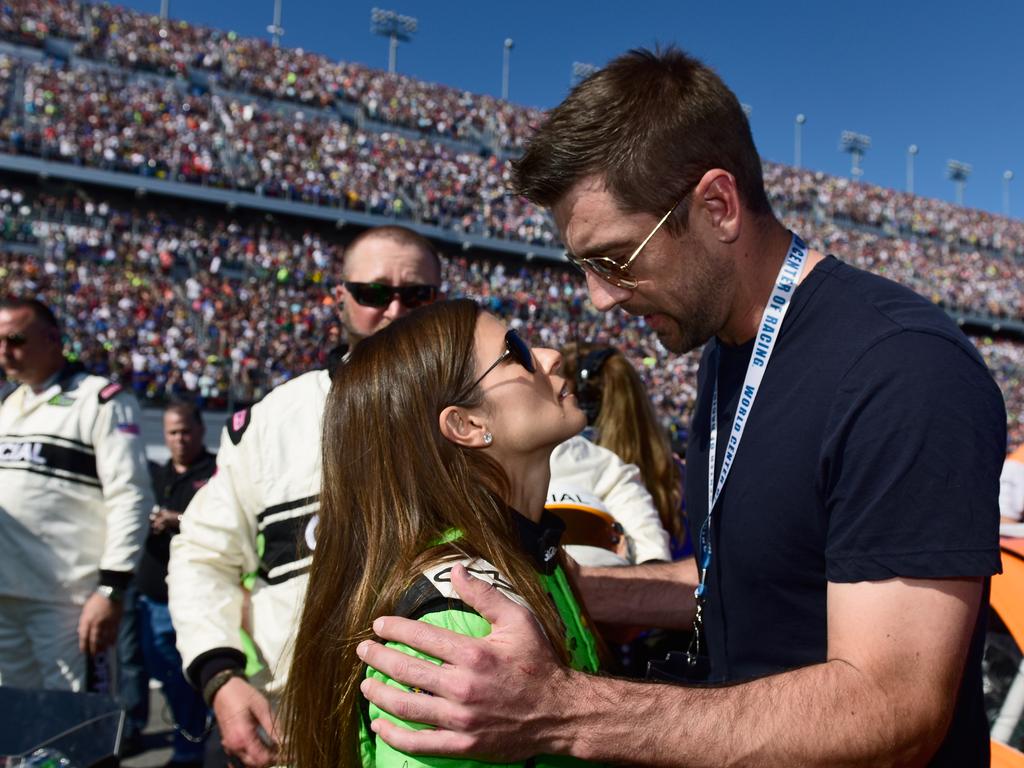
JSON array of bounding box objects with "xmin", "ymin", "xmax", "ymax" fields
[
  {"xmin": 0, "ymin": 597, "xmax": 42, "ymax": 688},
  {"xmin": 25, "ymin": 600, "xmax": 86, "ymax": 691}
]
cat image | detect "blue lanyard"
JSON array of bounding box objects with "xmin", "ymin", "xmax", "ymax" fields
[{"xmin": 686, "ymin": 233, "xmax": 808, "ymax": 666}]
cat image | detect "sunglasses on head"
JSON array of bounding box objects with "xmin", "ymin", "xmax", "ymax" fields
[
  {"xmin": 575, "ymin": 348, "xmax": 615, "ymax": 424},
  {"xmin": 471, "ymin": 329, "xmax": 536, "ymax": 390},
  {"xmin": 344, "ymin": 281, "xmax": 438, "ymax": 309},
  {"xmin": 1, "ymin": 332, "xmax": 28, "ymax": 348}
]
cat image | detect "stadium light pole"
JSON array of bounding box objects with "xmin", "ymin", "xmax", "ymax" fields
[
  {"xmin": 160, "ymin": 0, "xmax": 169, "ymax": 20},
  {"xmin": 266, "ymin": 0, "xmax": 284, "ymax": 48},
  {"xmin": 501, "ymin": 38, "xmax": 514, "ymax": 101},
  {"xmin": 906, "ymin": 144, "xmax": 918, "ymax": 194},
  {"xmin": 371, "ymin": 8, "xmax": 418, "ymax": 74},
  {"xmin": 946, "ymin": 159, "xmax": 972, "ymax": 206},
  {"xmin": 839, "ymin": 130, "xmax": 871, "ymax": 181},
  {"xmin": 794, "ymin": 113, "xmax": 806, "ymax": 167},
  {"xmin": 571, "ymin": 61, "xmax": 598, "ymax": 87},
  {"xmin": 1004, "ymin": 170, "xmax": 1014, "ymax": 216}
]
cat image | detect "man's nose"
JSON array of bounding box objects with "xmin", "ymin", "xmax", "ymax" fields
[
  {"xmin": 586, "ymin": 272, "xmax": 633, "ymax": 312},
  {"xmin": 383, "ymin": 295, "xmax": 406, "ymax": 320}
]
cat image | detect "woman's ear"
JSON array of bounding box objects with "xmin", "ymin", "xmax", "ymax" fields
[{"xmin": 439, "ymin": 405, "xmax": 489, "ymax": 448}]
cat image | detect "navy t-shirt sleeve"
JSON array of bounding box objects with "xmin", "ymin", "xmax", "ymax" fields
[{"xmin": 820, "ymin": 330, "xmax": 1005, "ymax": 582}]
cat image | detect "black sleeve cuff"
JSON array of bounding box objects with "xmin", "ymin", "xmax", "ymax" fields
[
  {"xmin": 187, "ymin": 648, "xmax": 248, "ymax": 691},
  {"xmin": 99, "ymin": 570, "xmax": 134, "ymax": 590}
]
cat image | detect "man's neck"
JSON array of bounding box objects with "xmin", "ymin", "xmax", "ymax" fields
[
  {"xmin": 717, "ymin": 222, "xmax": 823, "ymax": 346},
  {"xmin": 172, "ymin": 452, "xmax": 204, "ymax": 474},
  {"xmin": 28, "ymin": 362, "xmax": 65, "ymax": 394}
]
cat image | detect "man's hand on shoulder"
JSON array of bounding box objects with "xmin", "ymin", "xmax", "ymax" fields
[
  {"xmin": 212, "ymin": 677, "xmax": 280, "ymax": 768},
  {"xmin": 357, "ymin": 563, "xmax": 579, "ymax": 760},
  {"xmin": 78, "ymin": 591, "xmax": 124, "ymax": 655}
]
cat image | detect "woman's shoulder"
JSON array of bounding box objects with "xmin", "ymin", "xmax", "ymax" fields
[{"xmin": 396, "ymin": 555, "xmax": 530, "ymax": 622}]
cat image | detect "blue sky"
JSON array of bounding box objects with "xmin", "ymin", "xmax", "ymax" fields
[{"xmin": 118, "ymin": 0, "xmax": 1023, "ymax": 219}]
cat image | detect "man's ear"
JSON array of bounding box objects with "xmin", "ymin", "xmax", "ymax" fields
[
  {"xmin": 694, "ymin": 168, "xmax": 741, "ymax": 244},
  {"xmin": 332, "ymin": 284, "xmax": 346, "ymax": 306},
  {"xmin": 438, "ymin": 405, "xmax": 488, "ymax": 448}
]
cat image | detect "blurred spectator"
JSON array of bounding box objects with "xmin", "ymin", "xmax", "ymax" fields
[
  {"xmin": 138, "ymin": 399, "xmax": 216, "ymax": 768},
  {"xmin": 0, "ymin": 297, "xmax": 151, "ymax": 691}
]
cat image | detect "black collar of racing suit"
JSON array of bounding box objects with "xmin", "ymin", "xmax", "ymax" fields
[
  {"xmin": 325, "ymin": 344, "xmax": 349, "ymax": 381},
  {"xmin": 512, "ymin": 507, "xmax": 566, "ymax": 576},
  {"xmin": 56, "ymin": 360, "xmax": 87, "ymax": 391}
]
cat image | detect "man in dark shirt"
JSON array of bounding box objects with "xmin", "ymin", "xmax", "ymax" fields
[
  {"xmin": 138, "ymin": 400, "xmax": 216, "ymax": 768},
  {"xmin": 356, "ymin": 47, "xmax": 1005, "ymax": 766}
]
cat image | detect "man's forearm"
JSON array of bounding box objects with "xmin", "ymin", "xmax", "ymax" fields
[
  {"xmin": 578, "ymin": 559, "xmax": 697, "ymax": 630},
  {"xmin": 556, "ymin": 660, "xmax": 936, "ymax": 768}
]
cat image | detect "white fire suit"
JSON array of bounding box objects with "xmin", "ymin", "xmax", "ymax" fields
[{"xmin": 0, "ymin": 364, "xmax": 151, "ymax": 690}]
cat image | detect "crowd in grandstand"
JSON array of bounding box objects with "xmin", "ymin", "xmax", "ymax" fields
[
  {"xmin": 2, "ymin": 3, "xmax": 1024, "ymax": 259},
  {"xmin": 1, "ymin": 0, "xmax": 1023, "ymax": 449},
  {"xmin": 2, "ymin": 181, "xmax": 1023, "ymax": 449},
  {"xmin": 1, "ymin": 0, "xmax": 546, "ymax": 149}
]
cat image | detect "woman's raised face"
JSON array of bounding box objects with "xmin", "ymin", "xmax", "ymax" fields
[{"xmin": 471, "ymin": 313, "xmax": 586, "ymax": 459}]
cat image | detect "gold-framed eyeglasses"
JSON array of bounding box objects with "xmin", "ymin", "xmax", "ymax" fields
[{"xmin": 566, "ymin": 199, "xmax": 683, "ymax": 290}]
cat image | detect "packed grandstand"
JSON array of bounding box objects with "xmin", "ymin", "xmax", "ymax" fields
[{"xmin": 1, "ymin": 0, "xmax": 1023, "ymax": 450}]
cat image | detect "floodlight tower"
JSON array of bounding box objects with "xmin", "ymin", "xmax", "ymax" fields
[
  {"xmin": 946, "ymin": 160, "xmax": 972, "ymax": 206},
  {"xmin": 794, "ymin": 113, "xmax": 806, "ymax": 167},
  {"xmin": 267, "ymin": 0, "xmax": 284, "ymax": 48},
  {"xmin": 501, "ymin": 38, "xmax": 514, "ymax": 101},
  {"xmin": 906, "ymin": 144, "xmax": 918, "ymax": 194},
  {"xmin": 571, "ymin": 61, "xmax": 598, "ymax": 87},
  {"xmin": 839, "ymin": 131, "xmax": 871, "ymax": 181},
  {"xmin": 1004, "ymin": 170, "xmax": 1014, "ymax": 216},
  {"xmin": 160, "ymin": 0, "xmax": 169, "ymax": 20},
  {"xmin": 371, "ymin": 8, "xmax": 418, "ymax": 74}
]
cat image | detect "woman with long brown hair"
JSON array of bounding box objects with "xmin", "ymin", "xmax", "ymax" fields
[{"xmin": 281, "ymin": 299, "xmax": 605, "ymax": 767}]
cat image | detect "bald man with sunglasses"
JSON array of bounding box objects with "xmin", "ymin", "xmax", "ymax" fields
[{"xmin": 167, "ymin": 226, "xmax": 442, "ymax": 768}]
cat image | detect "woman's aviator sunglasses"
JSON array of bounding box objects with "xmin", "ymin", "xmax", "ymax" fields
[
  {"xmin": 471, "ymin": 330, "xmax": 536, "ymax": 390},
  {"xmin": 344, "ymin": 281, "xmax": 438, "ymax": 309}
]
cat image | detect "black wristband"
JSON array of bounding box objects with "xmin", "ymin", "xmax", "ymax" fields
[{"xmin": 202, "ymin": 668, "xmax": 246, "ymax": 708}]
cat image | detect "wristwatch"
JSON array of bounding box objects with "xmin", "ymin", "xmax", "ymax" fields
[
  {"xmin": 95, "ymin": 585, "xmax": 125, "ymax": 603},
  {"xmin": 203, "ymin": 668, "xmax": 246, "ymax": 707}
]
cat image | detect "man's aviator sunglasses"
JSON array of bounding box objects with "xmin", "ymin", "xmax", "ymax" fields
[
  {"xmin": 344, "ymin": 281, "xmax": 438, "ymax": 309},
  {"xmin": 1, "ymin": 332, "xmax": 28, "ymax": 348},
  {"xmin": 566, "ymin": 199, "xmax": 683, "ymax": 290},
  {"xmin": 471, "ymin": 330, "xmax": 536, "ymax": 390}
]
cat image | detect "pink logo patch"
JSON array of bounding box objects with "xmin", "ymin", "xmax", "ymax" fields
[
  {"xmin": 99, "ymin": 383, "xmax": 122, "ymax": 400},
  {"xmin": 232, "ymin": 410, "xmax": 248, "ymax": 431}
]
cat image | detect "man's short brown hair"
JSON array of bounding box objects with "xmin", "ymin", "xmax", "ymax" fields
[
  {"xmin": 0, "ymin": 297, "xmax": 60, "ymax": 330},
  {"xmin": 513, "ymin": 46, "xmax": 773, "ymax": 227}
]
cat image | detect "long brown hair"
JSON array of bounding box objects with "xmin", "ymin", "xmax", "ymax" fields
[
  {"xmin": 281, "ymin": 299, "xmax": 577, "ymax": 767},
  {"xmin": 570, "ymin": 345, "xmax": 684, "ymax": 543}
]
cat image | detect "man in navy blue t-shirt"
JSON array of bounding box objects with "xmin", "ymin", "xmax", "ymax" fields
[{"xmin": 357, "ymin": 47, "xmax": 1005, "ymax": 766}]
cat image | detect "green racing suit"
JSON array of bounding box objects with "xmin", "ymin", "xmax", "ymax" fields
[{"xmin": 360, "ymin": 512, "xmax": 606, "ymax": 767}]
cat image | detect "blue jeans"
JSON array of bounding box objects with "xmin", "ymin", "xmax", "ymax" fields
[
  {"xmin": 138, "ymin": 595, "xmax": 209, "ymax": 762},
  {"xmin": 117, "ymin": 586, "xmax": 150, "ymax": 738}
]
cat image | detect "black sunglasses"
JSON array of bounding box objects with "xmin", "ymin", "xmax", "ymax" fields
[
  {"xmin": 471, "ymin": 330, "xmax": 536, "ymax": 390},
  {"xmin": 575, "ymin": 348, "xmax": 615, "ymax": 425},
  {"xmin": 1, "ymin": 332, "xmax": 28, "ymax": 348},
  {"xmin": 343, "ymin": 281, "xmax": 438, "ymax": 309}
]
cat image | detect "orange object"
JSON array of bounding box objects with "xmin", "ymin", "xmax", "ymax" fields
[
  {"xmin": 990, "ymin": 541, "xmax": 1024, "ymax": 758},
  {"xmin": 993, "ymin": 541, "xmax": 1024, "ymax": 652},
  {"xmin": 992, "ymin": 738, "xmax": 1024, "ymax": 767}
]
